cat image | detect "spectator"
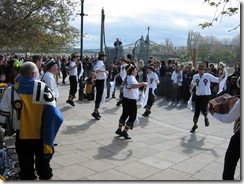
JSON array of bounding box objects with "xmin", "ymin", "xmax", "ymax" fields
[
  {"xmin": 0, "ymin": 62, "xmax": 63, "ymax": 180},
  {"xmin": 42, "ymin": 60, "xmax": 59, "ymax": 100},
  {"xmin": 171, "ymin": 64, "xmax": 183, "ymax": 105},
  {"xmin": 182, "ymin": 65, "xmax": 192, "ymax": 103}
]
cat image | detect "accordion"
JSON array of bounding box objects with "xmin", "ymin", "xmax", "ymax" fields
[{"xmin": 209, "ymin": 93, "xmax": 238, "ymax": 114}]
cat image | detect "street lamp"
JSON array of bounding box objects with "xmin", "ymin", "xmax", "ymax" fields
[
  {"xmin": 77, "ymin": 0, "xmax": 87, "ymax": 61},
  {"xmin": 77, "ymin": 0, "xmax": 87, "ymax": 101}
]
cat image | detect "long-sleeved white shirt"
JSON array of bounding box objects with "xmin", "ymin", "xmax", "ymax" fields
[{"xmin": 213, "ymin": 98, "xmax": 240, "ymax": 124}]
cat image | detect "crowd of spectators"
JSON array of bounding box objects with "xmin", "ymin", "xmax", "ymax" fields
[{"xmin": 0, "ymin": 53, "xmax": 240, "ymax": 103}]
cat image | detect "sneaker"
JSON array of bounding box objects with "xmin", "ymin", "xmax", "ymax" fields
[
  {"xmin": 142, "ymin": 110, "xmax": 151, "ymax": 117},
  {"xmin": 66, "ymin": 99, "xmax": 75, "ymax": 106},
  {"xmin": 115, "ymin": 129, "xmax": 122, "ymax": 135},
  {"xmin": 91, "ymin": 112, "xmax": 100, "ymax": 120},
  {"xmin": 205, "ymin": 118, "xmax": 210, "ymax": 127},
  {"xmin": 190, "ymin": 124, "xmax": 198, "ymax": 133},
  {"xmin": 120, "ymin": 131, "xmax": 131, "ymax": 139}
]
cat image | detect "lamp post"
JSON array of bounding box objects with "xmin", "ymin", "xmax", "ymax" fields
[
  {"xmin": 77, "ymin": 0, "xmax": 87, "ymax": 101},
  {"xmin": 80, "ymin": 0, "xmax": 84, "ymax": 61},
  {"xmin": 78, "ymin": 0, "xmax": 87, "ymax": 61}
]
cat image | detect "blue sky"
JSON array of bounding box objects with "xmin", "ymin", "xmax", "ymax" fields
[{"xmin": 70, "ymin": 0, "xmax": 240, "ymax": 49}]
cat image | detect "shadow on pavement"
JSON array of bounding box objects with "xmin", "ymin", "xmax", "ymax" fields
[
  {"xmin": 61, "ymin": 120, "xmax": 96, "ymax": 135},
  {"xmin": 93, "ymin": 137, "xmax": 132, "ymax": 161}
]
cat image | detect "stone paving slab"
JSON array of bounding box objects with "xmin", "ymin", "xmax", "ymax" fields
[
  {"xmin": 51, "ymin": 80, "xmax": 241, "ymax": 181},
  {"xmin": 5, "ymin": 77, "xmax": 241, "ymax": 181}
]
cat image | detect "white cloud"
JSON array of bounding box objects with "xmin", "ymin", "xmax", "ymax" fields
[{"xmin": 71, "ymin": 0, "xmax": 240, "ymax": 49}]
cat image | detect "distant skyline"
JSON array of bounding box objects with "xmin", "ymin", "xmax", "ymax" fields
[{"xmin": 70, "ymin": 0, "xmax": 240, "ymax": 50}]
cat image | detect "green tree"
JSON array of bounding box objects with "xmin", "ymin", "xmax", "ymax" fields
[
  {"xmin": 199, "ymin": 0, "xmax": 240, "ymax": 30},
  {"xmin": 0, "ymin": 0, "xmax": 80, "ymax": 53}
]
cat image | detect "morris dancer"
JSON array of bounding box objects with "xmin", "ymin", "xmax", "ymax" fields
[
  {"xmin": 115, "ymin": 63, "xmax": 147, "ymax": 139},
  {"xmin": 141, "ymin": 64, "xmax": 159, "ymax": 117},
  {"xmin": 189, "ymin": 63, "xmax": 223, "ymax": 133}
]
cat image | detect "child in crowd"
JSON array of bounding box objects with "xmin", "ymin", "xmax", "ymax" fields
[{"xmin": 84, "ymin": 72, "xmax": 96, "ymax": 101}]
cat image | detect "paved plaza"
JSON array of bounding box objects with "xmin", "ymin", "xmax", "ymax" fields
[{"xmin": 5, "ymin": 77, "xmax": 241, "ymax": 181}]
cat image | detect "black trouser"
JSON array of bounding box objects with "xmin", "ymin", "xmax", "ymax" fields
[
  {"xmin": 120, "ymin": 97, "xmax": 137, "ymax": 123},
  {"xmin": 79, "ymin": 78, "xmax": 84, "ymax": 100},
  {"xmin": 95, "ymin": 79, "xmax": 104, "ymax": 109},
  {"xmin": 15, "ymin": 131, "xmax": 52, "ymax": 180},
  {"xmin": 193, "ymin": 95, "xmax": 210, "ymax": 122},
  {"xmin": 146, "ymin": 88, "xmax": 155, "ymax": 109},
  {"xmin": 61, "ymin": 69, "xmax": 67, "ymax": 82},
  {"xmin": 69, "ymin": 75, "xmax": 77, "ymax": 98},
  {"xmin": 223, "ymin": 131, "xmax": 240, "ymax": 180},
  {"xmin": 165, "ymin": 76, "xmax": 172, "ymax": 100},
  {"xmin": 86, "ymin": 93, "xmax": 94, "ymax": 101}
]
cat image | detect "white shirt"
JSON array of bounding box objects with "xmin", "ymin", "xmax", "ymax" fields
[
  {"xmin": 213, "ymin": 99, "xmax": 240, "ymax": 124},
  {"xmin": 120, "ymin": 63, "xmax": 128, "ymax": 81},
  {"xmin": 93, "ymin": 60, "xmax": 107, "ymax": 80},
  {"xmin": 147, "ymin": 72, "xmax": 159, "ymax": 88},
  {"xmin": 69, "ymin": 61, "xmax": 78, "ymax": 76},
  {"xmin": 42, "ymin": 71, "xmax": 59, "ymax": 98},
  {"xmin": 191, "ymin": 73, "xmax": 219, "ymax": 96},
  {"xmin": 123, "ymin": 75, "xmax": 139, "ymax": 100},
  {"xmin": 171, "ymin": 71, "xmax": 183, "ymax": 86}
]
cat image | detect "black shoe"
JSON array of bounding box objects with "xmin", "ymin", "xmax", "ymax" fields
[
  {"xmin": 116, "ymin": 101, "xmax": 122, "ymax": 106},
  {"xmin": 92, "ymin": 112, "xmax": 100, "ymax": 120},
  {"xmin": 106, "ymin": 96, "xmax": 109, "ymax": 99},
  {"xmin": 112, "ymin": 96, "xmax": 116, "ymax": 98},
  {"xmin": 190, "ymin": 124, "xmax": 198, "ymax": 133},
  {"xmin": 115, "ymin": 129, "xmax": 122, "ymax": 135},
  {"xmin": 142, "ymin": 110, "xmax": 151, "ymax": 117},
  {"xmin": 97, "ymin": 112, "xmax": 101, "ymax": 118},
  {"xmin": 62, "ymin": 81, "xmax": 66, "ymax": 84},
  {"xmin": 66, "ymin": 99, "xmax": 75, "ymax": 106},
  {"xmin": 205, "ymin": 118, "xmax": 210, "ymax": 127},
  {"xmin": 120, "ymin": 131, "xmax": 131, "ymax": 139}
]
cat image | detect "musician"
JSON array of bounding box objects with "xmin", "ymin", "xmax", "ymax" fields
[
  {"xmin": 189, "ymin": 63, "xmax": 223, "ymax": 133},
  {"xmin": 210, "ymin": 76, "xmax": 240, "ymax": 180}
]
